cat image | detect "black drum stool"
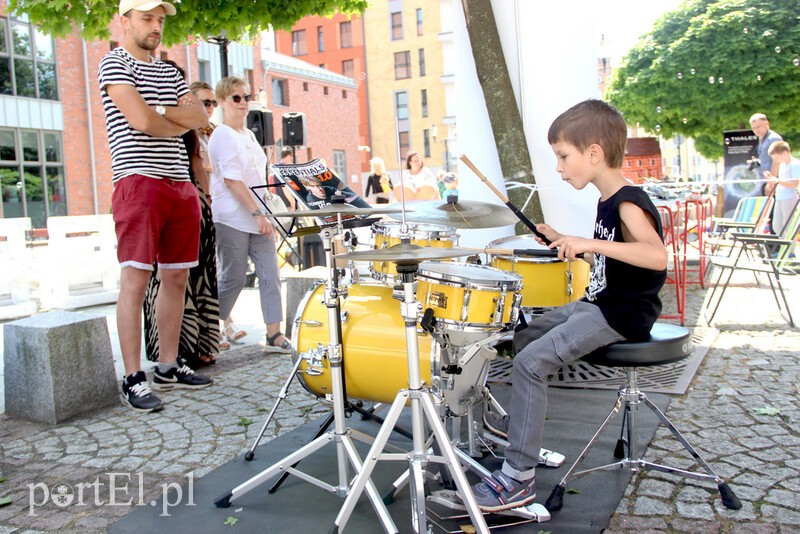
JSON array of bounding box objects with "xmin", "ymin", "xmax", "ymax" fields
[{"xmin": 545, "ymin": 323, "xmax": 741, "ymax": 512}]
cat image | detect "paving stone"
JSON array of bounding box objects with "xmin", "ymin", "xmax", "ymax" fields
[{"xmin": 631, "ymin": 496, "xmax": 672, "ymax": 516}]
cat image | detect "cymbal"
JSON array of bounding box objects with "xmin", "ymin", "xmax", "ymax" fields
[
  {"xmin": 259, "ymin": 203, "xmax": 407, "ymax": 218},
  {"xmin": 388, "ymin": 199, "xmax": 517, "ymax": 229},
  {"xmin": 335, "ymin": 242, "xmax": 477, "ymax": 265}
]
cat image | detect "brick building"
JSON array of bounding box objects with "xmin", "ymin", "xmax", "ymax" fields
[
  {"xmin": 0, "ymin": 5, "xmax": 359, "ymax": 229},
  {"xmin": 622, "ymin": 137, "xmax": 663, "ymax": 184}
]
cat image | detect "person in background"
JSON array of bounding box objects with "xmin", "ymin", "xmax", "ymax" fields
[
  {"xmin": 208, "ymin": 76, "xmax": 291, "ymax": 353},
  {"xmin": 473, "ymin": 99, "xmax": 667, "ymax": 511},
  {"xmin": 143, "ymin": 66, "xmax": 224, "ymax": 367},
  {"xmin": 406, "ymin": 151, "xmax": 439, "ymax": 200},
  {"xmin": 364, "ymin": 157, "xmax": 393, "ymax": 204},
  {"xmin": 99, "ymin": 0, "xmax": 212, "ymax": 412},
  {"xmin": 764, "ymin": 141, "xmax": 800, "ymax": 236},
  {"xmin": 269, "ymin": 147, "xmax": 297, "ymax": 209},
  {"xmin": 749, "ymin": 113, "xmax": 783, "ymax": 195},
  {"xmin": 441, "ymin": 172, "xmax": 459, "ymax": 199}
]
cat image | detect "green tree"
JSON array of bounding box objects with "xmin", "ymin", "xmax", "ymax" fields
[
  {"xmin": 606, "ymin": 0, "xmax": 800, "ymax": 160},
  {"xmin": 7, "ymin": 0, "xmax": 369, "ymax": 45}
]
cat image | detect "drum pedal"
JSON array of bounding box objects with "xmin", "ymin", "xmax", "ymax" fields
[{"xmin": 427, "ymin": 490, "xmax": 551, "ymax": 524}]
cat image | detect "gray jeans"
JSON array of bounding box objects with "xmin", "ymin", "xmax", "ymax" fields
[
  {"xmin": 215, "ymin": 223, "xmax": 282, "ymax": 325},
  {"xmin": 502, "ymin": 300, "xmax": 624, "ymax": 481}
]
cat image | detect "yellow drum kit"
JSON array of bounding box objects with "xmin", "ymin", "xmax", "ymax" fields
[{"xmin": 218, "ymin": 181, "xmax": 581, "ymax": 531}]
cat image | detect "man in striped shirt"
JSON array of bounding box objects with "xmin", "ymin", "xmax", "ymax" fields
[{"xmin": 99, "ymin": 0, "xmax": 212, "ymax": 412}]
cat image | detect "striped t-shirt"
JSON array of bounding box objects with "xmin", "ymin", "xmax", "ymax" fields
[{"xmin": 98, "ymin": 47, "xmax": 190, "ymax": 182}]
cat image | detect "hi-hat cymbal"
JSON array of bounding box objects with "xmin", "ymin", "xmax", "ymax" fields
[
  {"xmin": 335, "ymin": 242, "xmax": 477, "ymax": 265},
  {"xmin": 388, "ymin": 199, "xmax": 517, "ymax": 229},
  {"xmin": 259, "ymin": 203, "xmax": 408, "ymax": 218}
]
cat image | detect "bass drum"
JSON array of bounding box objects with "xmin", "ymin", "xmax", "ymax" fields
[{"xmin": 291, "ymin": 282, "xmax": 490, "ymax": 416}]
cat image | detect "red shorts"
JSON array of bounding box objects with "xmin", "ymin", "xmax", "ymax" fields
[{"xmin": 112, "ymin": 174, "xmax": 201, "ymax": 270}]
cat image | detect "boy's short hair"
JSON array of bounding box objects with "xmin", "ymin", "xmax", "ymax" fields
[
  {"xmin": 547, "ymin": 99, "xmax": 628, "ymax": 168},
  {"xmin": 189, "ymin": 81, "xmax": 212, "ymax": 93},
  {"xmin": 768, "ymin": 140, "xmax": 791, "ymax": 156}
]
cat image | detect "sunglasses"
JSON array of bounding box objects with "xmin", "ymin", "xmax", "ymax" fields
[
  {"xmin": 229, "ymin": 94, "xmax": 252, "ymax": 104},
  {"xmin": 202, "ymin": 99, "xmax": 218, "ymax": 108}
]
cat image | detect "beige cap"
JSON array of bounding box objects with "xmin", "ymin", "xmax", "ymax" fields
[{"xmin": 119, "ymin": 0, "xmax": 177, "ymax": 16}]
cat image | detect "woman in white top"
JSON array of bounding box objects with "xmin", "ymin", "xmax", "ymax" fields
[
  {"xmin": 208, "ymin": 77, "xmax": 290, "ymax": 352},
  {"xmin": 406, "ymin": 151, "xmax": 440, "ymax": 200}
]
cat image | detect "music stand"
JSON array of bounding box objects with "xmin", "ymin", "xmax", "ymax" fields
[{"xmin": 251, "ymin": 183, "xmax": 303, "ymax": 269}]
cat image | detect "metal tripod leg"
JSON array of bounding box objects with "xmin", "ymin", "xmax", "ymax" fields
[{"xmin": 244, "ymin": 354, "xmax": 305, "ymax": 461}]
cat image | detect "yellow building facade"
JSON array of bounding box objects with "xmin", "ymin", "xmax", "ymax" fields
[{"xmin": 363, "ymin": 1, "xmax": 450, "ymax": 175}]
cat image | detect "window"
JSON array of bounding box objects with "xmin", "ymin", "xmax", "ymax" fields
[
  {"xmin": 303, "ymin": 81, "xmax": 309, "ymax": 92},
  {"xmin": 0, "ymin": 16, "xmax": 58, "ymax": 100},
  {"xmin": 340, "ymin": 21, "xmax": 352, "ymax": 48},
  {"xmin": 323, "ymin": 86, "xmax": 329, "ymax": 95},
  {"xmin": 342, "ymin": 90, "xmax": 347, "ymax": 99},
  {"xmin": 198, "ymin": 60, "xmax": 210, "ymax": 83},
  {"xmin": 244, "ymin": 68, "xmax": 254, "ymax": 93},
  {"xmin": 421, "ymin": 89, "xmax": 428, "ymax": 117},
  {"xmin": 342, "ymin": 59, "xmax": 354, "ymax": 79},
  {"xmin": 332, "ymin": 150, "xmax": 346, "ymax": 178},
  {"xmin": 418, "ymin": 48, "xmax": 426, "ymax": 77},
  {"xmin": 423, "ymin": 129, "xmax": 431, "ymax": 158},
  {"xmin": 272, "ymin": 78, "xmax": 288, "ymax": 106},
  {"xmin": 291, "ymin": 30, "xmax": 307, "ymax": 56},
  {"xmin": 1, "ymin": 128, "xmax": 66, "ymax": 228},
  {"xmin": 317, "ymin": 26, "xmax": 324, "ymax": 52},
  {"xmin": 416, "ymin": 8, "xmax": 423, "ymax": 35},
  {"xmin": 398, "ymin": 132, "xmax": 410, "ymax": 159},
  {"xmin": 394, "ymin": 51, "xmax": 411, "ymax": 79},
  {"xmin": 395, "ymin": 91, "xmax": 408, "ymax": 120},
  {"xmin": 390, "ymin": 12, "xmax": 403, "ymax": 40}
]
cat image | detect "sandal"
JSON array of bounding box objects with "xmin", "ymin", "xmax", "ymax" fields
[
  {"xmin": 266, "ymin": 332, "xmax": 292, "ymax": 353},
  {"xmin": 223, "ymin": 323, "xmax": 248, "ymax": 343},
  {"xmin": 198, "ymin": 354, "xmax": 217, "ymax": 366},
  {"xmin": 219, "ymin": 338, "xmax": 231, "ymax": 351}
]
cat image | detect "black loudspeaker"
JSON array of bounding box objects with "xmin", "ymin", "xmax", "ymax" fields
[
  {"xmin": 247, "ymin": 109, "xmax": 274, "ymax": 147},
  {"xmin": 282, "ymin": 112, "xmax": 306, "ymax": 147}
]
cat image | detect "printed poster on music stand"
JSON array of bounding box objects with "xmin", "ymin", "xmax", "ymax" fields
[{"xmin": 269, "ymin": 158, "xmax": 370, "ymax": 223}]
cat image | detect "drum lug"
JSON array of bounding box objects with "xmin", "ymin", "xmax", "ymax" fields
[
  {"xmin": 566, "ymin": 269, "xmax": 573, "ymax": 297},
  {"xmin": 340, "ymin": 310, "xmax": 349, "ymax": 324},
  {"xmin": 301, "ymin": 344, "xmax": 327, "ymax": 376}
]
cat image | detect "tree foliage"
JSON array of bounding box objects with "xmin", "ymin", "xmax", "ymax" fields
[
  {"xmin": 606, "ymin": 0, "xmax": 800, "ymax": 160},
  {"xmin": 7, "ymin": 0, "xmax": 369, "ymax": 46}
]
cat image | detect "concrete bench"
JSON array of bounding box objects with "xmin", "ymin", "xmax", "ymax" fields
[
  {"xmin": 39, "ymin": 215, "xmax": 119, "ymax": 310},
  {"xmin": 4, "ymin": 311, "xmax": 118, "ymax": 423},
  {"xmin": 0, "ymin": 217, "xmax": 37, "ymax": 320}
]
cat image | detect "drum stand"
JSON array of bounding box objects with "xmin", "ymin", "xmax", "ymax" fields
[
  {"xmin": 331, "ymin": 263, "xmax": 490, "ymax": 534},
  {"xmin": 242, "ymin": 225, "xmax": 408, "ymax": 467},
  {"xmin": 216, "ymin": 224, "xmax": 398, "ymax": 533}
]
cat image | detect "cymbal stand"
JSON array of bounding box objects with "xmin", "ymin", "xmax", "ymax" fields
[
  {"xmin": 216, "ymin": 221, "xmax": 397, "ymax": 533},
  {"xmin": 331, "ymin": 262, "xmax": 490, "ymax": 534}
]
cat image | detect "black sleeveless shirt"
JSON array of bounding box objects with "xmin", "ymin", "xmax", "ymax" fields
[{"xmin": 583, "ymin": 186, "xmax": 666, "ymax": 341}]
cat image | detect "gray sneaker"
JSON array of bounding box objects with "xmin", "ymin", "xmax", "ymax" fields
[
  {"xmin": 483, "ymin": 411, "xmax": 509, "ymax": 438},
  {"xmin": 471, "ymin": 470, "xmax": 536, "ymax": 512}
]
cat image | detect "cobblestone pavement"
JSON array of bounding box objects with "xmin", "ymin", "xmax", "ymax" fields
[{"xmin": 0, "ymin": 265, "xmax": 797, "ymax": 533}]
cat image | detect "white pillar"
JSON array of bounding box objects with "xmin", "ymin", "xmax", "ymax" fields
[{"xmin": 453, "ymin": 0, "xmax": 600, "ymax": 248}]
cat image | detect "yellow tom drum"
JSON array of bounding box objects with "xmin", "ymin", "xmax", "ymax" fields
[
  {"xmin": 488, "ymin": 234, "xmax": 590, "ymax": 310},
  {"xmin": 291, "ymin": 282, "xmax": 489, "ymax": 415},
  {"xmin": 370, "ymin": 221, "xmax": 458, "ymax": 282},
  {"xmin": 416, "ymin": 262, "xmax": 522, "ymax": 332}
]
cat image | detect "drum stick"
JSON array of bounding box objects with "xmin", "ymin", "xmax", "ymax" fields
[{"xmin": 459, "ymin": 155, "xmax": 552, "ymax": 246}]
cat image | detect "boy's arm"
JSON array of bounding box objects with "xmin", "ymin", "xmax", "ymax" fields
[
  {"xmin": 106, "ymin": 84, "xmax": 190, "ymax": 137},
  {"xmin": 551, "ymin": 202, "xmax": 668, "ymax": 271}
]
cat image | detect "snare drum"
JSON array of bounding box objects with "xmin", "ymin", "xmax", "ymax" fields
[
  {"xmin": 292, "ymin": 282, "xmax": 489, "ymax": 415},
  {"xmin": 488, "ymin": 234, "xmax": 590, "ymax": 310},
  {"xmin": 416, "ymin": 262, "xmax": 522, "ymax": 332},
  {"xmin": 370, "ymin": 221, "xmax": 458, "ymax": 282}
]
